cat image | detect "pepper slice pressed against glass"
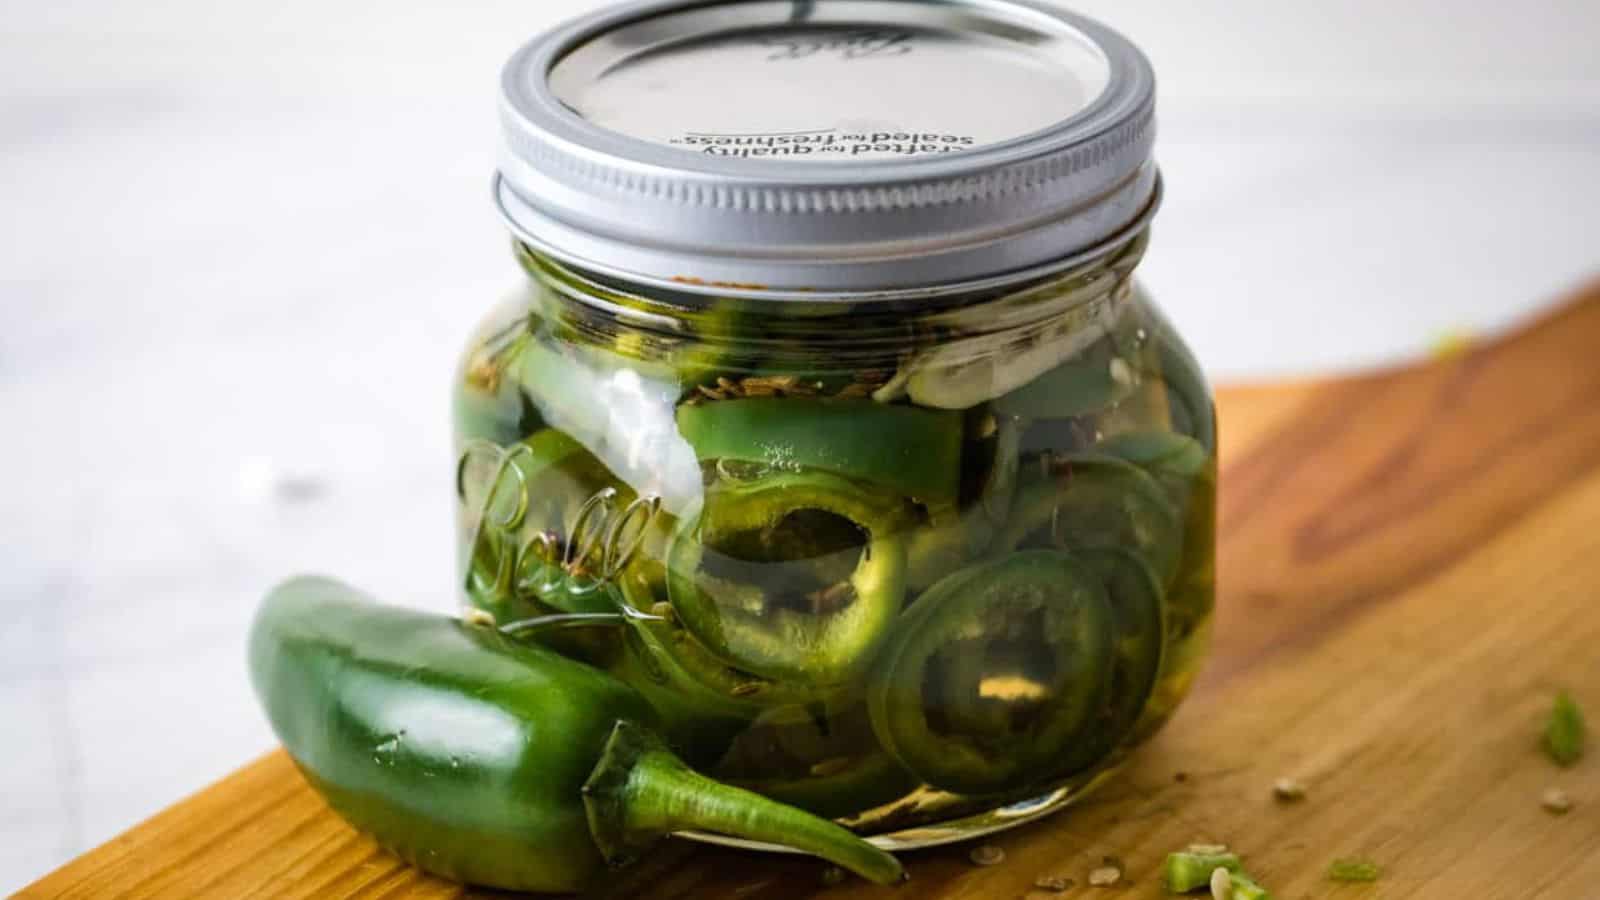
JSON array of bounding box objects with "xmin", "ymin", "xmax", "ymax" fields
[
  {"xmin": 711, "ymin": 703, "xmax": 917, "ymax": 820},
  {"xmin": 667, "ymin": 470, "xmax": 911, "ymax": 685},
  {"xmin": 1050, "ymin": 547, "xmax": 1165, "ymax": 776},
  {"xmin": 676, "ymin": 396, "xmax": 965, "ymax": 505},
  {"xmin": 867, "ymin": 550, "xmax": 1115, "ymax": 796},
  {"xmin": 906, "ymin": 412, "xmax": 1023, "ymax": 590},
  {"xmin": 998, "ymin": 454, "xmax": 1184, "ymax": 584}
]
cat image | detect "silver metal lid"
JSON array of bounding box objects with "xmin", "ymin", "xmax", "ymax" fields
[{"xmin": 497, "ymin": 0, "xmax": 1158, "ymax": 297}]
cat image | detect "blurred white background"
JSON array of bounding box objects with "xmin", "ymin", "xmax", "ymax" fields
[{"xmin": 2, "ymin": 0, "xmax": 1597, "ymax": 890}]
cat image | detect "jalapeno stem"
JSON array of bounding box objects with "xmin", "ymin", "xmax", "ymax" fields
[{"xmin": 583, "ymin": 722, "xmax": 905, "ymax": 885}]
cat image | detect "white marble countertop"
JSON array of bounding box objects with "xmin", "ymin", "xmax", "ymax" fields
[{"xmin": 2, "ymin": 0, "xmax": 1596, "ymax": 890}]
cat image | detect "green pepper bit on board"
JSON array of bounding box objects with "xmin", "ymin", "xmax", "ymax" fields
[
  {"xmin": 1164, "ymin": 847, "xmax": 1242, "ymax": 892},
  {"xmin": 249, "ymin": 576, "xmax": 903, "ymax": 894},
  {"xmin": 1226, "ymin": 871, "xmax": 1272, "ymax": 899},
  {"xmin": 1327, "ymin": 857, "xmax": 1381, "ymax": 883},
  {"xmin": 1544, "ymin": 690, "xmax": 1586, "ymax": 767}
]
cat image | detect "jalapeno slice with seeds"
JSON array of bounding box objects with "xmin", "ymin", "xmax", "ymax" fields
[
  {"xmin": 667, "ymin": 471, "xmax": 911, "ymax": 686},
  {"xmin": 997, "ymin": 454, "xmax": 1183, "ymax": 583},
  {"xmin": 1050, "ymin": 547, "xmax": 1165, "ymax": 776},
  {"xmin": 867, "ymin": 550, "xmax": 1115, "ymax": 796},
  {"xmin": 714, "ymin": 704, "xmax": 917, "ymax": 820}
]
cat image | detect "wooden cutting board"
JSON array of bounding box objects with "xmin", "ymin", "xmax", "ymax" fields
[{"xmin": 21, "ymin": 285, "xmax": 1600, "ymax": 900}]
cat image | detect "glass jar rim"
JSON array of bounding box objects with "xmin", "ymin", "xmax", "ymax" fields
[{"xmin": 499, "ymin": 174, "xmax": 1160, "ymax": 308}]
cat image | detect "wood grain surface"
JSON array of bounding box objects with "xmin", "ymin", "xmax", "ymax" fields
[{"xmin": 20, "ymin": 287, "xmax": 1600, "ymax": 900}]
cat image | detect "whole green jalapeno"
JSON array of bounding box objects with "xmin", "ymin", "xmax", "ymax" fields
[
  {"xmin": 249, "ymin": 577, "xmax": 904, "ymax": 893},
  {"xmin": 867, "ymin": 551, "xmax": 1116, "ymax": 796}
]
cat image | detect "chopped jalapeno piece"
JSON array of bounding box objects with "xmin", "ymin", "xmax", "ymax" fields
[
  {"xmin": 1544, "ymin": 691, "xmax": 1586, "ymax": 767},
  {"xmin": 1164, "ymin": 848, "xmax": 1244, "ymax": 892}
]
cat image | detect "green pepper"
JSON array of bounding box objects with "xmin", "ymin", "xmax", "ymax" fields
[
  {"xmin": 714, "ymin": 704, "xmax": 917, "ymax": 820},
  {"xmin": 731, "ymin": 750, "xmax": 915, "ymax": 822},
  {"xmin": 1049, "ymin": 547, "xmax": 1165, "ymax": 776},
  {"xmin": 997, "ymin": 454, "xmax": 1183, "ymax": 583},
  {"xmin": 1165, "ymin": 848, "xmax": 1244, "ymax": 892},
  {"xmin": 676, "ymin": 396, "xmax": 965, "ymax": 505},
  {"xmin": 906, "ymin": 413, "xmax": 1021, "ymax": 589},
  {"xmin": 1097, "ymin": 429, "xmax": 1208, "ymax": 485},
  {"xmin": 993, "ymin": 333, "xmax": 1137, "ymax": 420},
  {"xmin": 516, "ymin": 241, "xmax": 745, "ymax": 393},
  {"xmin": 618, "ymin": 610, "xmax": 825, "ymax": 709},
  {"xmin": 503, "ymin": 602, "xmax": 760, "ymax": 767},
  {"xmin": 249, "ymin": 576, "xmax": 904, "ymax": 892},
  {"xmin": 608, "ymin": 614, "xmax": 805, "ymax": 763},
  {"xmin": 1160, "ymin": 335, "xmax": 1216, "ymax": 455},
  {"xmin": 454, "ymin": 313, "xmax": 539, "ymax": 447},
  {"xmin": 667, "ymin": 470, "xmax": 910, "ymax": 685},
  {"xmin": 867, "ymin": 551, "xmax": 1115, "ymax": 795}
]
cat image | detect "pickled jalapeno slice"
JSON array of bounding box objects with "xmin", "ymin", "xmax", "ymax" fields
[
  {"xmin": 676, "ymin": 397, "xmax": 965, "ymax": 505},
  {"xmin": 1097, "ymin": 429, "xmax": 1209, "ymax": 485},
  {"xmin": 714, "ymin": 705, "xmax": 916, "ymax": 820},
  {"xmin": 867, "ymin": 550, "xmax": 1115, "ymax": 796},
  {"xmin": 906, "ymin": 413, "xmax": 1022, "ymax": 590},
  {"xmin": 616, "ymin": 603, "xmax": 824, "ymax": 712},
  {"xmin": 998, "ymin": 454, "xmax": 1183, "ymax": 583},
  {"xmin": 666, "ymin": 470, "xmax": 911, "ymax": 685},
  {"xmin": 1050, "ymin": 547, "xmax": 1165, "ymax": 776}
]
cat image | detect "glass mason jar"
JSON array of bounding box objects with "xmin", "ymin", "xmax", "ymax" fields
[{"xmin": 455, "ymin": 0, "xmax": 1213, "ymax": 849}]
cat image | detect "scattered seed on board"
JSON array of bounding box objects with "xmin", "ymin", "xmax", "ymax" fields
[
  {"xmin": 819, "ymin": 865, "xmax": 845, "ymax": 886},
  {"xmin": 1088, "ymin": 865, "xmax": 1122, "ymax": 887},
  {"xmin": 1209, "ymin": 867, "xmax": 1232, "ymax": 900},
  {"xmin": 1542, "ymin": 788, "xmax": 1573, "ymax": 815},
  {"xmin": 970, "ymin": 845, "xmax": 1006, "ymax": 866},
  {"xmin": 1034, "ymin": 874, "xmax": 1074, "ymax": 892},
  {"xmin": 1273, "ymin": 777, "xmax": 1307, "ymax": 803}
]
